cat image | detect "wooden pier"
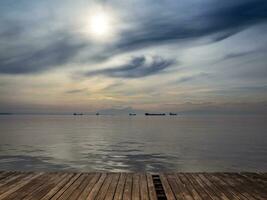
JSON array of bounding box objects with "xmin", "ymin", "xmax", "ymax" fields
[{"xmin": 0, "ymin": 172, "xmax": 266, "ymax": 199}]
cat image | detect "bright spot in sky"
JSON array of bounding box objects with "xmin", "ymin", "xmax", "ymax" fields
[
  {"xmin": 90, "ymin": 13, "xmax": 111, "ymax": 37},
  {"xmin": 86, "ymin": 6, "xmax": 117, "ymax": 42}
]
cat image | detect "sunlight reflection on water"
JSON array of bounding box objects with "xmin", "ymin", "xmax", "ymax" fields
[{"xmin": 0, "ymin": 115, "xmax": 267, "ymax": 172}]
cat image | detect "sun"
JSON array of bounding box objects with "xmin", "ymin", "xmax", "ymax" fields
[
  {"xmin": 85, "ymin": 7, "xmax": 117, "ymax": 42},
  {"xmin": 89, "ymin": 12, "xmax": 111, "ymax": 37}
]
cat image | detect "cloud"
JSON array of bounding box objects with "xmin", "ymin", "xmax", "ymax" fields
[
  {"xmin": 162, "ymin": 101, "xmax": 267, "ymax": 115},
  {"xmin": 0, "ymin": 32, "xmax": 86, "ymax": 74},
  {"xmin": 83, "ymin": 56, "xmax": 175, "ymax": 78},
  {"xmin": 112, "ymin": 0, "xmax": 267, "ymax": 52},
  {"xmin": 1, "ymin": 0, "xmax": 267, "ymax": 75},
  {"xmin": 222, "ymin": 49, "xmax": 261, "ymax": 60},
  {"xmin": 102, "ymin": 82, "xmax": 124, "ymax": 91},
  {"xmin": 175, "ymin": 73, "xmax": 211, "ymax": 84},
  {"xmin": 0, "ymin": 20, "xmax": 25, "ymax": 41},
  {"xmin": 65, "ymin": 88, "xmax": 87, "ymax": 94},
  {"xmin": 223, "ymin": 52, "xmax": 254, "ymax": 60},
  {"xmin": 209, "ymin": 86, "xmax": 267, "ymax": 96}
]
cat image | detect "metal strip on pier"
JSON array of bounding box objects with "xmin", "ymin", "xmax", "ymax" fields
[{"xmin": 152, "ymin": 175, "xmax": 168, "ymax": 200}]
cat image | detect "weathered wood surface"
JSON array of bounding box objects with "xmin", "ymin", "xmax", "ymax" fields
[{"xmin": 0, "ymin": 172, "xmax": 266, "ymax": 200}]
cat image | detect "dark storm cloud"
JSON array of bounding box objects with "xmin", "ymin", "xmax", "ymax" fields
[
  {"xmin": 84, "ymin": 56, "xmax": 175, "ymax": 78},
  {"xmin": 114, "ymin": 0, "xmax": 267, "ymax": 51}
]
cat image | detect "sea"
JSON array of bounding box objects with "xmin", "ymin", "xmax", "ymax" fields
[{"xmin": 0, "ymin": 114, "xmax": 266, "ymax": 172}]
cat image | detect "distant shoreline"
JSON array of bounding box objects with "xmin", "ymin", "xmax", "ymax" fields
[{"xmin": 1, "ymin": 113, "xmax": 267, "ymax": 116}]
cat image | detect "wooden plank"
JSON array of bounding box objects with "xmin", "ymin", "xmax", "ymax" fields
[
  {"xmin": 56, "ymin": 173, "xmax": 88, "ymax": 200},
  {"xmin": 198, "ymin": 174, "xmax": 230, "ymax": 200},
  {"xmin": 216, "ymin": 173, "xmax": 258, "ymax": 200},
  {"xmin": 187, "ymin": 173, "xmax": 216, "ymax": 200},
  {"xmin": 113, "ymin": 173, "xmax": 127, "ymax": 200},
  {"xmin": 147, "ymin": 174, "xmax": 157, "ymax": 200},
  {"xmin": 86, "ymin": 173, "xmax": 107, "ymax": 200},
  {"xmin": 0, "ymin": 172, "xmax": 20, "ymax": 184},
  {"xmin": 94, "ymin": 173, "xmax": 114, "ymax": 200},
  {"xmin": 105, "ymin": 173, "xmax": 120, "ymax": 200},
  {"xmin": 205, "ymin": 173, "xmax": 244, "ymax": 200},
  {"xmin": 40, "ymin": 173, "xmax": 76, "ymax": 200},
  {"xmin": 178, "ymin": 173, "xmax": 203, "ymax": 200},
  {"xmin": 174, "ymin": 173, "xmax": 195, "ymax": 200},
  {"xmin": 242, "ymin": 173, "xmax": 267, "ymax": 184},
  {"xmin": 0, "ymin": 172, "xmax": 47, "ymax": 200},
  {"xmin": 239, "ymin": 173, "xmax": 267, "ymax": 191},
  {"xmin": 140, "ymin": 173, "xmax": 149, "ymax": 200},
  {"xmin": 49, "ymin": 173, "xmax": 82, "ymax": 200},
  {"xmin": 77, "ymin": 173, "xmax": 101, "ymax": 200},
  {"xmin": 132, "ymin": 173, "xmax": 140, "ymax": 200},
  {"xmin": 166, "ymin": 173, "xmax": 186, "ymax": 200},
  {"xmin": 0, "ymin": 173, "xmax": 27, "ymax": 191},
  {"xmin": 0, "ymin": 172, "xmax": 15, "ymax": 181},
  {"xmin": 0, "ymin": 172, "xmax": 43, "ymax": 200},
  {"xmin": 236, "ymin": 173, "xmax": 267, "ymax": 200},
  {"xmin": 68, "ymin": 173, "xmax": 95, "ymax": 200},
  {"xmin": 226, "ymin": 173, "xmax": 267, "ymax": 200},
  {"xmin": 123, "ymin": 173, "xmax": 133, "ymax": 200},
  {"xmin": 159, "ymin": 173, "xmax": 176, "ymax": 200},
  {"xmin": 195, "ymin": 173, "xmax": 226, "ymax": 200},
  {"xmin": 22, "ymin": 172, "xmax": 67, "ymax": 200},
  {"xmin": 5, "ymin": 172, "xmax": 57, "ymax": 200}
]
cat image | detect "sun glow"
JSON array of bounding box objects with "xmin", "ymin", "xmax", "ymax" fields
[
  {"xmin": 85, "ymin": 6, "xmax": 117, "ymax": 42},
  {"xmin": 90, "ymin": 13, "xmax": 111, "ymax": 36}
]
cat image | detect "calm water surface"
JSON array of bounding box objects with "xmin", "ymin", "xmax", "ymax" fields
[{"xmin": 0, "ymin": 115, "xmax": 266, "ymax": 172}]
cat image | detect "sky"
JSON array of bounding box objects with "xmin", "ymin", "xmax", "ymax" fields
[{"xmin": 0, "ymin": 0, "xmax": 267, "ymax": 114}]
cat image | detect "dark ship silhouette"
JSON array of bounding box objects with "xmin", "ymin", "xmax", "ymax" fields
[
  {"xmin": 73, "ymin": 113, "xmax": 83, "ymax": 116},
  {"xmin": 145, "ymin": 113, "xmax": 166, "ymax": 116}
]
